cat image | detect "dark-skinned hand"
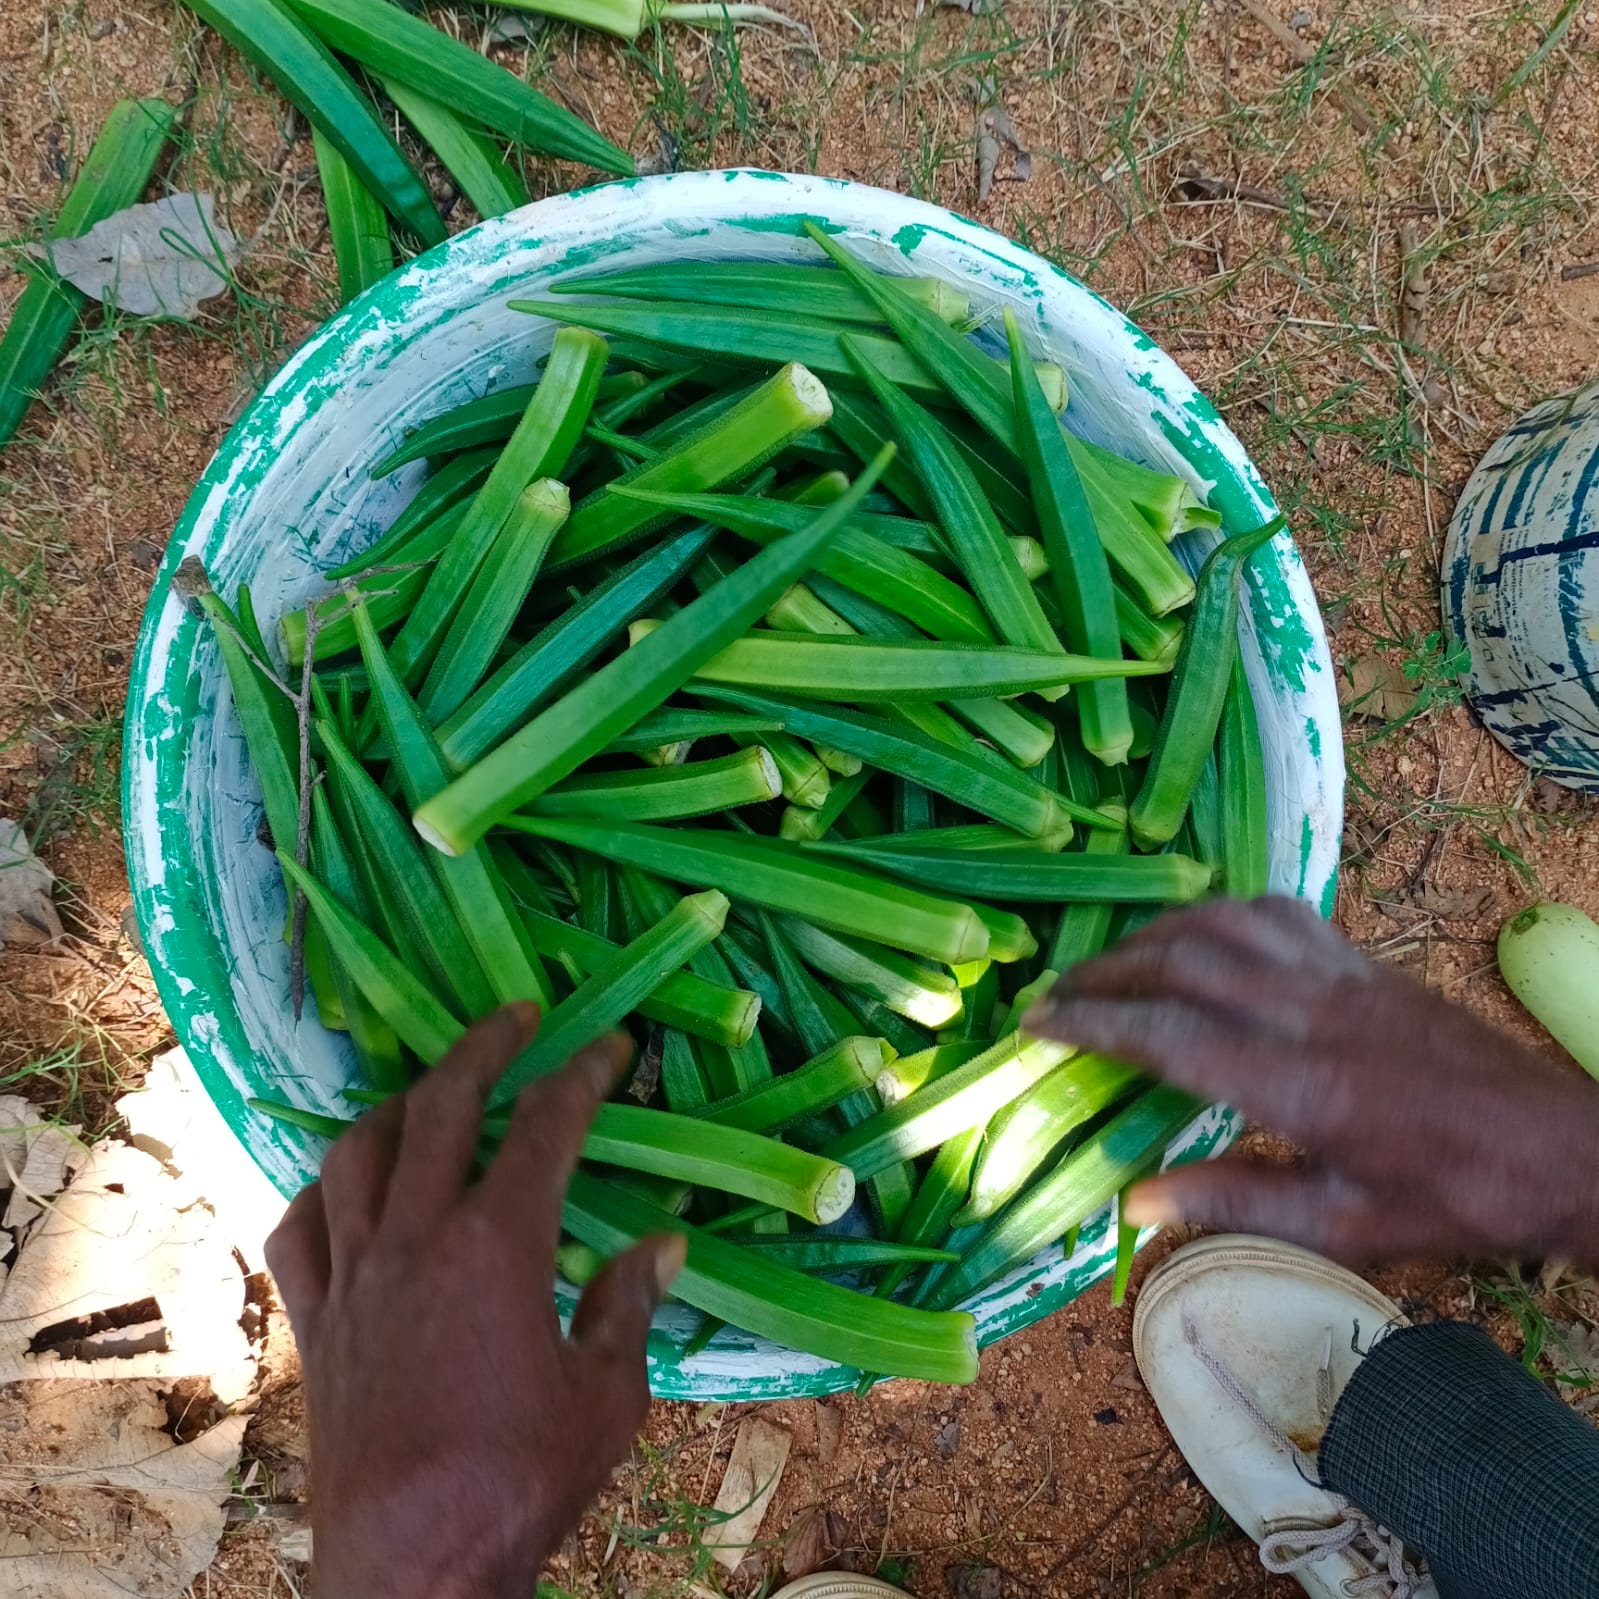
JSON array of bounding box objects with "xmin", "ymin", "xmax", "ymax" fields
[
  {"xmin": 264, "ymin": 1004, "xmax": 685, "ymax": 1599},
  {"xmin": 1024, "ymin": 895, "xmax": 1599, "ymax": 1266}
]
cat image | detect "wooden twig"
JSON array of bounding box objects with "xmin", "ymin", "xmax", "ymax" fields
[{"xmin": 1561, "ymin": 261, "xmax": 1599, "ymax": 281}]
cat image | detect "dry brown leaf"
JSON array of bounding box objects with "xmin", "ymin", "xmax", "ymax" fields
[
  {"xmin": 1397, "ymin": 220, "xmax": 1431, "ymax": 361},
  {"xmin": 0, "ymin": 1137, "xmax": 255, "ymax": 1399},
  {"xmin": 976, "ymin": 107, "xmax": 1031, "ymax": 204},
  {"xmin": 936, "ymin": 0, "xmax": 1006, "ymax": 12},
  {"xmin": 30, "ymin": 194, "xmax": 240, "ymax": 320},
  {"xmin": 0, "ymin": 1096, "xmax": 83, "ymax": 1232},
  {"xmin": 935, "ymin": 1418, "xmax": 961, "ymax": 1458},
  {"xmin": 703, "ymin": 1417, "xmax": 792, "ymax": 1572},
  {"xmin": 0, "ymin": 819, "xmax": 62, "ymax": 951},
  {"xmin": 952, "ymin": 1564, "xmax": 1002, "ymax": 1599},
  {"xmin": 0, "ymin": 1384, "xmax": 246, "ymax": 1599},
  {"xmin": 1337, "ymin": 655, "xmax": 1420, "ymax": 722},
  {"xmin": 781, "ymin": 1505, "xmax": 848, "ymax": 1579},
  {"xmin": 1408, "ymin": 883, "xmax": 1494, "ymax": 921}
]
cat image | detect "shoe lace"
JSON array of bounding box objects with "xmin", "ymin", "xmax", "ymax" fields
[{"xmin": 1182, "ymin": 1315, "xmax": 1426, "ymax": 1599}]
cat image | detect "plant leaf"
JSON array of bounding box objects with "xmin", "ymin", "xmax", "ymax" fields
[
  {"xmin": 30, "ymin": 194, "xmax": 240, "ymax": 319},
  {"xmin": 0, "ymin": 819, "xmax": 61, "ymax": 952}
]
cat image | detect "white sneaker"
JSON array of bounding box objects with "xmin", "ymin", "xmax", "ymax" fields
[
  {"xmin": 769, "ymin": 1580, "xmax": 908, "ymax": 1598},
  {"xmin": 1133, "ymin": 1235, "xmax": 1439, "ymax": 1599}
]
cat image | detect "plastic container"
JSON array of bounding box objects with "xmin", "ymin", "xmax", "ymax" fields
[
  {"xmin": 125, "ymin": 171, "xmax": 1343, "ymax": 1400},
  {"xmin": 1443, "ymin": 381, "xmax": 1599, "ymax": 792}
]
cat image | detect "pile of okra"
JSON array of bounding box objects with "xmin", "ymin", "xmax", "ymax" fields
[{"xmin": 210, "ymin": 224, "xmax": 1281, "ymax": 1386}]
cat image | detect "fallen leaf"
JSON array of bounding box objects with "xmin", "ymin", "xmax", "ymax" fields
[
  {"xmin": 938, "ymin": 0, "xmax": 1006, "ymax": 10},
  {"xmin": 976, "ymin": 107, "xmax": 1031, "ymax": 204},
  {"xmin": 1337, "ymin": 654, "xmax": 1420, "ymax": 722},
  {"xmin": 1398, "ymin": 220, "xmax": 1430, "ymax": 356},
  {"xmin": 1552, "ymin": 1319, "xmax": 1599, "ymax": 1401},
  {"xmin": 0, "ymin": 819, "xmax": 62, "ymax": 951},
  {"xmin": 815, "ymin": 1399, "xmax": 843, "ymax": 1465},
  {"xmin": 989, "ymin": 1439, "xmax": 1016, "ymax": 1467},
  {"xmin": 486, "ymin": 11, "xmax": 540, "ymax": 41},
  {"xmin": 1408, "ymin": 883, "xmax": 1494, "ymax": 921},
  {"xmin": 0, "ymin": 1137, "xmax": 255, "ymax": 1399},
  {"xmin": 935, "ymin": 1418, "xmax": 961, "ymax": 1458},
  {"xmin": 704, "ymin": 1417, "xmax": 792, "ymax": 1572},
  {"xmin": 951, "ymin": 1564, "xmax": 1002, "ymax": 1599},
  {"xmin": 782, "ymin": 1504, "xmax": 848, "ymax": 1579},
  {"xmin": 0, "ymin": 1384, "xmax": 246, "ymax": 1599},
  {"xmin": 31, "ymin": 194, "xmax": 240, "ymax": 320},
  {"xmin": 0, "ymin": 1095, "xmax": 83, "ymax": 1232},
  {"xmin": 1110, "ymin": 1356, "xmax": 1146, "ymax": 1392}
]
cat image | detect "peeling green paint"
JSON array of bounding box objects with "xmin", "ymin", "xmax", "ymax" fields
[{"xmin": 1305, "ymin": 716, "xmax": 1321, "ymax": 759}]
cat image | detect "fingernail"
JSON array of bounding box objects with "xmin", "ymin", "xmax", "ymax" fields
[
  {"xmin": 654, "ymin": 1233, "xmax": 688, "ymax": 1296},
  {"xmin": 1123, "ymin": 1185, "xmax": 1179, "ymax": 1229},
  {"xmin": 507, "ymin": 1000, "xmax": 541, "ymax": 1036},
  {"xmin": 1020, "ymin": 995, "xmax": 1064, "ymax": 1035}
]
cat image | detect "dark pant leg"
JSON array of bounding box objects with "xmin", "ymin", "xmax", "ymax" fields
[{"xmin": 1319, "ymin": 1321, "xmax": 1599, "ymax": 1599}]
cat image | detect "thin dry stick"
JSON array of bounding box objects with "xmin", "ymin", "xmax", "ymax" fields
[{"xmin": 287, "ymin": 606, "xmax": 321, "ymax": 1022}]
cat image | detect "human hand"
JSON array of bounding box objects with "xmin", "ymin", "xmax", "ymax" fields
[
  {"xmin": 1023, "ymin": 897, "xmax": 1599, "ymax": 1265},
  {"xmin": 264, "ymin": 1004, "xmax": 685, "ymax": 1599}
]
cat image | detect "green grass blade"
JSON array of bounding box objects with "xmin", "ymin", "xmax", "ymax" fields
[
  {"xmin": 0, "ymin": 99, "xmax": 177, "ymax": 447},
  {"xmin": 413, "ymin": 443, "xmax": 894, "ymax": 854}
]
